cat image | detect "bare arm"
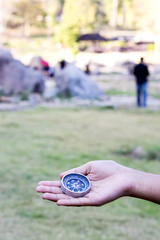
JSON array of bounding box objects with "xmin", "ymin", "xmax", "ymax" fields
[
  {"xmin": 129, "ymin": 170, "xmax": 160, "ymax": 204},
  {"xmin": 36, "ymin": 160, "xmax": 160, "ymax": 206}
]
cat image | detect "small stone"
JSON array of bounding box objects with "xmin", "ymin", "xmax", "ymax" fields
[{"xmin": 130, "ymin": 146, "xmax": 147, "ymax": 159}]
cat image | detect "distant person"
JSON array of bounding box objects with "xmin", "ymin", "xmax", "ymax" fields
[
  {"xmin": 59, "ymin": 60, "xmax": 67, "ymax": 69},
  {"xmin": 40, "ymin": 58, "xmax": 50, "ymax": 76},
  {"xmin": 30, "ymin": 56, "xmax": 53, "ymax": 77},
  {"xmin": 36, "ymin": 160, "xmax": 160, "ymax": 206},
  {"xmin": 85, "ymin": 63, "xmax": 90, "ymax": 75},
  {"xmin": 133, "ymin": 57, "xmax": 149, "ymax": 107}
]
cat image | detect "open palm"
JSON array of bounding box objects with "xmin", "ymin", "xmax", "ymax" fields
[{"xmin": 36, "ymin": 161, "xmax": 130, "ymax": 206}]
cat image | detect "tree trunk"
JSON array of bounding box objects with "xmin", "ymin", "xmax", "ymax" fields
[
  {"xmin": 110, "ymin": 0, "xmax": 118, "ymax": 27},
  {"xmin": 22, "ymin": 20, "xmax": 31, "ymax": 37},
  {"xmin": 122, "ymin": 1, "xmax": 126, "ymax": 27}
]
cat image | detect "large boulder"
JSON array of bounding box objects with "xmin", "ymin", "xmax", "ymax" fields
[
  {"xmin": 54, "ymin": 61, "xmax": 105, "ymax": 99},
  {"xmin": 0, "ymin": 49, "xmax": 44, "ymax": 95}
]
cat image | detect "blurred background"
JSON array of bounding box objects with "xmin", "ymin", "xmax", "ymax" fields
[{"xmin": 0, "ymin": 1, "xmax": 160, "ymax": 240}]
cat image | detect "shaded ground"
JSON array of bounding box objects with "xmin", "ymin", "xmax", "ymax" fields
[{"xmin": 1, "ymin": 95, "xmax": 160, "ymax": 111}]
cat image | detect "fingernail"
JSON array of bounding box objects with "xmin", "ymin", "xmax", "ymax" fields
[{"xmin": 42, "ymin": 193, "xmax": 47, "ymax": 199}]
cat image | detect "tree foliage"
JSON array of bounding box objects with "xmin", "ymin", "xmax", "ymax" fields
[
  {"xmin": 0, "ymin": 0, "xmax": 15, "ymax": 35},
  {"xmin": 13, "ymin": 0, "xmax": 45, "ymax": 35},
  {"xmin": 54, "ymin": 0, "xmax": 97, "ymax": 52},
  {"xmin": 131, "ymin": 0, "xmax": 160, "ymax": 32},
  {"xmin": 3, "ymin": 0, "xmax": 160, "ymax": 50}
]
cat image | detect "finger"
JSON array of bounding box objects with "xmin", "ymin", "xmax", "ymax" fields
[
  {"xmin": 57, "ymin": 197, "xmax": 92, "ymax": 206},
  {"xmin": 42, "ymin": 193, "xmax": 69, "ymax": 202},
  {"xmin": 38, "ymin": 181, "xmax": 61, "ymax": 187},
  {"xmin": 36, "ymin": 186, "xmax": 62, "ymax": 194},
  {"xmin": 60, "ymin": 162, "xmax": 91, "ymax": 179}
]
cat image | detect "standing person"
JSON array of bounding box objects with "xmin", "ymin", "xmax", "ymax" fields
[{"xmin": 133, "ymin": 57, "xmax": 149, "ymax": 107}]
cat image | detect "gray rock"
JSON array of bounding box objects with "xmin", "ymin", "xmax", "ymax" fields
[
  {"xmin": 0, "ymin": 48, "xmax": 12, "ymax": 59},
  {"xmin": 130, "ymin": 146, "xmax": 147, "ymax": 159},
  {"xmin": 54, "ymin": 61, "xmax": 105, "ymax": 99},
  {"xmin": 0, "ymin": 49, "xmax": 45, "ymax": 95}
]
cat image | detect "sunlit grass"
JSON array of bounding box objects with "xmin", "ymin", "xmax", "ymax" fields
[
  {"xmin": 0, "ymin": 108, "xmax": 160, "ymax": 240},
  {"xmin": 105, "ymin": 89, "xmax": 134, "ymax": 96}
]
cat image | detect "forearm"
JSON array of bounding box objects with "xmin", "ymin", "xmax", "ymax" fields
[{"xmin": 128, "ymin": 169, "xmax": 160, "ymax": 204}]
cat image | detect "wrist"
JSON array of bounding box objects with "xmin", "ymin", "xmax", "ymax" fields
[{"xmin": 121, "ymin": 167, "xmax": 140, "ymax": 197}]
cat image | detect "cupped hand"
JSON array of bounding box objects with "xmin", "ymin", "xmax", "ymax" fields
[{"xmin": 36, "ymin": 160, "xmax": 131, "ymax": 206}]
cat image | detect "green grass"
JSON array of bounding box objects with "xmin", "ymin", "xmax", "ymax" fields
[
  {"xmin": 105, "ymin": 89, "xmax": 134, "ymax": 96},
  {"xmin": 0, "ymin": 108, "xmax": 160, "ymax": 240},
  {"xmin": 152, "ymin": 92, "xmax": 160, "ymax": 99}
]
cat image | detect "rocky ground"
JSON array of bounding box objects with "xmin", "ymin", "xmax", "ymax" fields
[{"xmin": 0, "ymin": 94, "xmax": 160, "ymax": 111}]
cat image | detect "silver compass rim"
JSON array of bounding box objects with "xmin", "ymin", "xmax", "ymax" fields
[{"xmin": 61, "ymin": 172, "xmax": 91, "ymax": 198}]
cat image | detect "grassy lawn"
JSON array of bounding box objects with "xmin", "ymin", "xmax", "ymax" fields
[
  {"xmin": 0, "ymin": 107, "xmax": 160, "ymax": 240},
  {"xmin": 105, "ymin": 89, "xmax": 134, "ymax": 96},
  {"xmin": 93, "ymin": 73, "xmax": 160, "ymax": 100}
]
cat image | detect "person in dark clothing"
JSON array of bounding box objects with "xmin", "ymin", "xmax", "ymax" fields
[
  {"xmin": 59, "ymin": 60, "xmax": 67, "ymax": 69},
  {"xmin": 133, "ymin": 57, "xmax": 149, "ymax": 107}
]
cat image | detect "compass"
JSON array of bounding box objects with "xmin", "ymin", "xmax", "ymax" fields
[{"xmin": 61, "ymin": 173, "xmax": 91, "ymax": 198}]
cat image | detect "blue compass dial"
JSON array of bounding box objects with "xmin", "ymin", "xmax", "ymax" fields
[
  {"xmin": 66, "ymin": 179, "xmax": 85, "ymax": 192},
  {"xmin": 61, "ymin": 173, "xmax": 91, "ymax": 197}
]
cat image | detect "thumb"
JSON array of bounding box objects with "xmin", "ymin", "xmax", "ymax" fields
[{"xmin": 60, "ymin": 162, "xmax": 91, "ymax": 179}]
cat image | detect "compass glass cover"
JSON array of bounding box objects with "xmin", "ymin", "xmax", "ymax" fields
[{"xmin": 62, "ymin": 173, "xmax": 90, "ymax": 193}]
